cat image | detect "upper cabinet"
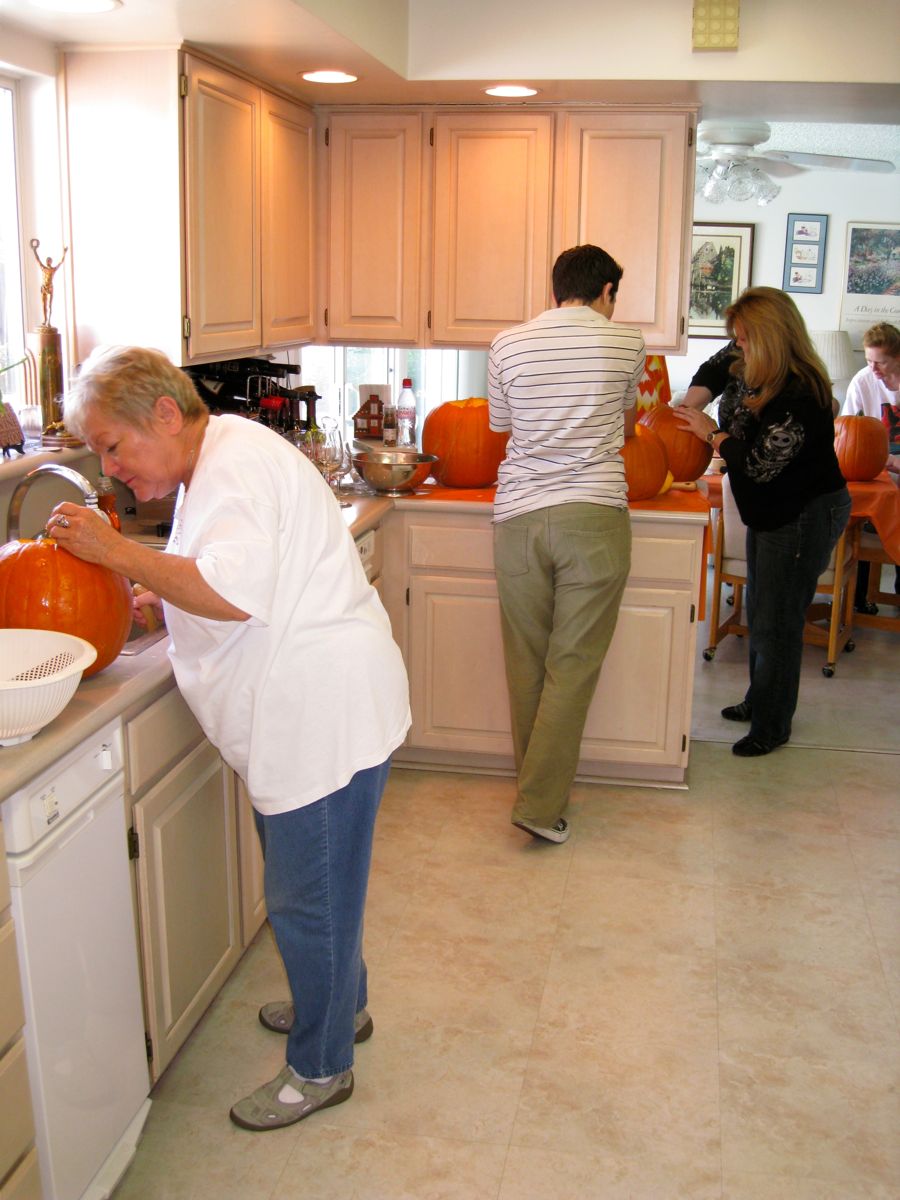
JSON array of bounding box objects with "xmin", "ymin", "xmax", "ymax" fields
[
  {"xmin": 320, "ymin": 105, "xmax": 694, "ymax": 353},
  {"xmin": 556, "ymin": 111, "xmax": 695, "ymax": 352},
  {"xmin": 64, "ymin": 49, "xmax": 315, "ymax": 366},
  {"xmin": 324, "ymin": 112, "xmax": 423, "ymax": 344},
  {"xmin": 431, "ymin": 111, "xmax": 553, "ymax": 346}
]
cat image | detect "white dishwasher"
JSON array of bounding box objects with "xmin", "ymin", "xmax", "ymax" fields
[{"xmin": 4, "ymin": 718, "xmax": 151, "ymax": 1200}]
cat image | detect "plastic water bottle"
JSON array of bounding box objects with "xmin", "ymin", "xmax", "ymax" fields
[{"xmin": 396, "ymin": 378, "xmax": 417, "ymax": 448}]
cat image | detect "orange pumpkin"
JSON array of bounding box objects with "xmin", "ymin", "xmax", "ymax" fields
[
  {"xmin": 0, "ymin": 538, "xmax": 133, "ymax": 676},
  {"xmin": 833, "ymin": 413, "xmax": 889, "ymax": 481},
  {"xmin": 639, "ymin": 403, "xmax": 713, "ymax": 482},
  {"xmin": 619, "ymin": 423, "xmax": 670, "ymax": 500},
  {"xmin": 422, "ymin": 397, "xmax": 510, "ymax": 488}
]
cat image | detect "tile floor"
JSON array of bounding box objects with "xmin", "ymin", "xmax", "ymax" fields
[{"xmin": 115, "ymin": 588, "xmax": 899, "ymax": 1200}]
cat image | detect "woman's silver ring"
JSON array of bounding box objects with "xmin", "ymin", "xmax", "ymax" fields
[{"xmin": 57, "ymin": 515, "xmax": 69, "ymax": 529}]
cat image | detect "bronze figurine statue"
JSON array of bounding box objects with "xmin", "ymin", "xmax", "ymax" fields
[{"xmin": 30, "ymin": 238, "xmax": 69, "ymax": 328}]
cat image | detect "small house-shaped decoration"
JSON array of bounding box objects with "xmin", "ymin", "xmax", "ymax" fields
[{"xmin": 353, "ymin": 393, "xmax": 384, "ymax": 439}]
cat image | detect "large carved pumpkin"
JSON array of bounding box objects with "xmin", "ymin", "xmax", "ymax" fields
[
  {"xmin": 833, "ymin": 412, "xmax": 889, "ymax": 481},
  {"xmin": 0, "ymin": 538, "xmax": 132, "ymax": 676},
  {"xmin": 422, "ymin": 397, "xmax": 510, "ymax": 488},
  {"xmin": 620, "ymin": 423, "xmax": 670, "ymax": 500},
  {"xmin": 639, "ymin": 403, "xmax": 713, "ymax": 482}
]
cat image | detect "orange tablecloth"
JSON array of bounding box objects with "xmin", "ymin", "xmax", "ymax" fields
[{"xmin": 700, "ymin": 471, "xmax": 900, "ymax": 563}]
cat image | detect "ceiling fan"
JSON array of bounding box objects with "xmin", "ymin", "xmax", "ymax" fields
[{"xmin": 695, "ymin": 120, "xmax": 895, "ymax": 205}]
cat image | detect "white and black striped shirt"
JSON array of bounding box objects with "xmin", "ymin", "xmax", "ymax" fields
[{"xmin": 489, "ymin": 306, "xmax": 646, "ymax": 523}]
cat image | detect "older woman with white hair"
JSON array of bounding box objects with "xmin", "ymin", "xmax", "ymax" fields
[{"xmin": 50, "ymin": 345, "xmax": 410, "ymax": 1133}]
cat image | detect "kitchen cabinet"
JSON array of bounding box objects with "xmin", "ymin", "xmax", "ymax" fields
[
  {"xmin": 320, "ymin": 105, "xmax": 693, "ymax": 351},
  {"xmin": 382, "ymin": 505, "xmax": 706, "ymax": 783},
  {"xmin": 125, "ymin": 687, "xmax": 241, "ymax": 1081},
  {"xmin": 0, "ymin": 824, "xmax": 39, "ymax": 1200},
  {"xmin": 64, "ymin": 48, "xmax": 315, "ymax": 366},
  {"xmin": 323, "ymin": 112, "xmax": 424, "ymax": 344},
  {"xmin": 235, "ymin": 776, "xmax": 267, "ymax": 948},
  {"xmin": 556, "ymin": 111, "xmax": 695, "ymax": 352},
  {"xmin": 431, "ymin": 111, "xmax": 554, "ymax": 345}
]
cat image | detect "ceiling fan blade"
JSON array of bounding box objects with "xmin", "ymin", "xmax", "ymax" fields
[
  {"xmin": 747, "ymin": 155, "xmax": 805, "ymax": 179},
  {"xmin": 763, "ymin": 149, "xmax": 895, "ymax": 174}
]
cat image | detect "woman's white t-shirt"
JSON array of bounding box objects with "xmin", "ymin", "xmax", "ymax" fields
[{"xmin": 162, "ymin": 415, "xmax": 410, "ymax": 815}]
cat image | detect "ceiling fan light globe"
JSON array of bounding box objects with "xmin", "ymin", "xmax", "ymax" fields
[
  {"xmin": 726, "ymin": 162, "xmax": 755, "ymax": 201},
  {"xmin": 754, "ymin": 177, "xmax": 780, "ymax": 205}
]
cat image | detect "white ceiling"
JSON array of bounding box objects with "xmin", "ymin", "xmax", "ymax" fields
[{"xmin": 1, "ymin": 0, "xmax": 898, "ymax": 133}]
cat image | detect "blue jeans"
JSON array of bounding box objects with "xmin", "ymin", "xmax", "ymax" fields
[
  {"xmin": 253, "ymin": 757, "xmax": 390, "ymax": 1079},
  {"xmin": 494, "ymin": 502, "xmax": 631, "ymax": 826},
  {"xmin": 743, "ymin": 487, "xmax": 851, "ymax": 745}
]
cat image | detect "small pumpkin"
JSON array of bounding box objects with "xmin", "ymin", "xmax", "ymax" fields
[
  {"xmin": 0, "ymin": 538, "xmax": 133, "ymax": 676},
  {"xmin": 639, "ymin": 403, "xmax": 713, "ymax": 482},
  {"xmin": 833, "ymin": 412, "xmax": 889, "ymax": 481},
  {"xmin": 619, "ymin": 423, "xmax": 669, "ymax": 500},
  {"xmin": 422, "ymin": 397, "xmax": 510, "ymax": 488}
]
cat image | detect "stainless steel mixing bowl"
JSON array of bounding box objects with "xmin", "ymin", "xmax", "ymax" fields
[{"xmin": 352, "ymin": 450, "xmax": 438, "ymax": 495}]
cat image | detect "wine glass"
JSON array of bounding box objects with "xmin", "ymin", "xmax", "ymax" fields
[{"xmin": 319, "ymin": 419, "xmax": 351, "ymax": 506}]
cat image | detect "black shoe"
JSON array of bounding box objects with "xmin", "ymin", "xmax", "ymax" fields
[
  {"xmin": 855, "ymin": 600, "xmax": 879, "ymax": 616},
  {"xmin": 721, "ymin": 701, "xmax": 752, "ymax": 722},
  {"xmin": 732, "ymin": 733, "xmax": 789, "ymax": 757}
]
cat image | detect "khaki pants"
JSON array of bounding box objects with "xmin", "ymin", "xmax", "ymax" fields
[{"xmin": 493, "ymin": 502, "xmax": 631, "ymax": 828}]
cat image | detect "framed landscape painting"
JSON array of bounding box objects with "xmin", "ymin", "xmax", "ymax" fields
[
  {"xmin": 839, "ymin": 222, "xmax": 900, "ymax": 348},
  {"xmin": 689, "ymin": 222, "xmax": 754, "ymax": 337}
]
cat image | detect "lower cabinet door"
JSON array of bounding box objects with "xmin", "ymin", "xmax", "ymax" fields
[
  {"xmin": 133, "ymin": 740, "xmax": 240, "ymax": 1081},
  {"xmin": 581, "ymin": 586, "xmax": 694, "ymax": 767},
  {"xmin": 235, "ymin": 776, "xmax": 267, "ymax": 948}
]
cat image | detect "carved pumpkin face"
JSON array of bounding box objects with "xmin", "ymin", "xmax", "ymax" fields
[
  {"xmin": 422, "ymin": 398, "xmax": 510, "ymax": 488},
  {"xmin": 0, "ymin": 538, "xmax": 133, "ymax": 676}
]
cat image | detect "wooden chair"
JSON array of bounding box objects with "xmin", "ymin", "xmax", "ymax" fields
[
  {"xmin": 852, "ymin": 528, "xmax": 900, "ymax": 633},
  {"xmin": 703, "ymin": 474, "xmax": 858, "ymax": 677}
]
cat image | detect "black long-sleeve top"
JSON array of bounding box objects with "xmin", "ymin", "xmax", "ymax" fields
[{"xmin": 717, "ymin": 376, "xmax": 846, "ymax": 531}]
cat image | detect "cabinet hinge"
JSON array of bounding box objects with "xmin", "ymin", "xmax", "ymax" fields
[
  {"xmin": 680, "ymin": 315, "xmax": 685, "ymax": 336},
  {"xmin": 324, "ymin": 127, "xmax": 330, "ymax": 147},
  {"xmin": 179, "ymin": 73, "xmax": 188, "ymax": 98},
  {"xmin": 324, "ymin": 307, "xmax": 328, "ymax": 327},
  {"xmin": 688, "ymin": 125, "xmax": 694, "ymax": 147},
  {"xmin": 145, "ymin": 1032, "xmax": 153, "ymax": 1063},
  {"xmin": 690, "ymin": 603, "xmax": 696, "ymax": 623},
  {"xmin": 183, "ymin": 315, "xmax": 191, "ymax": 340},
  {"xmin": 128, "ymin": 826, "xmax": 140, "ymax": 860},
  {"xmin": 682, "ymin": 734, "xmax": 687, "ymax": 752},
  {"xmin": 405, "ymin": 586, "xmax": 410, "ymax": 606}
]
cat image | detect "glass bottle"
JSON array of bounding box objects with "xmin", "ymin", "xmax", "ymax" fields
[
  {"xmin": 382, "ymin": 395, "xmax": 398, "ymax": 447},
  {"xmin": 95, "ymin": 473, "xmax": 121, "ymax": 530}
]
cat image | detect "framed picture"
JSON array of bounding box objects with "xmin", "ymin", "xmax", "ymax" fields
[
  {"xmin": 689, "ymin": 222, "xmax": 754, "ymax": 337},
  {"xmin": 782, "ymin": 213, "xmax": 828, "ymax": 293},
  {"xmin": 839, "ymin": 222, "xmax": 900, "ymax": 349}
]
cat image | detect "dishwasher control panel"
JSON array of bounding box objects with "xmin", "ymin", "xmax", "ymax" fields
[{"xmin": 3, "ymin": 718, "xmax": 124, "ymax": 854}]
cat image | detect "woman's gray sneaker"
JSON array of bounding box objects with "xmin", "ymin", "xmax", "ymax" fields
[{"xmin": 258, "ymin": 1001, "xmax": 373, "ymax": 1043}]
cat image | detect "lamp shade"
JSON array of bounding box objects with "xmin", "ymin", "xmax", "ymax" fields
[{"xmin": 810, "ymin": 330, "xmax": 857, "ymax": 383}]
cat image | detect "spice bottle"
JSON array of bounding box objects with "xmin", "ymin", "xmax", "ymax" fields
[
  {"xmin": 382, "ymin": 394, "xmax": 398, "ymax": 447},
  {"xmin": 94, "ymin": 473, "xmax": 121, "ymax": 531}
]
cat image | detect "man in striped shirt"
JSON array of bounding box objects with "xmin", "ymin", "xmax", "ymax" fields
[{"xmin": 489, "ymin": 244, "xmax": 646, "ymax": 843}]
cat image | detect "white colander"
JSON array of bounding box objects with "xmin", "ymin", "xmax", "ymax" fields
[{"xmin": 0, "ymin": 629, "xmax": 98, "ymax": 746}]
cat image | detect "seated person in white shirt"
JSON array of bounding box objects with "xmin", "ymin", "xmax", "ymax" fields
[{"xmin": 841, "ymin": 321, "xmax": 900, "ymax": 421}]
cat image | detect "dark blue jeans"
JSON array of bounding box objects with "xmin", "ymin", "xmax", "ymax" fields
[
  {"xmin": 743, "ymin": 487, "xmax": 851, "ymax": 745},
  {"xmin": 253, "ymin": 757, "xmax": 390, "ymax": 1079}
]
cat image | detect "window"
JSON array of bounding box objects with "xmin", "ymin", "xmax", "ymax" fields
[
  {"xmin": 0, "ymin": 77, "xmax": 26, "ymax": 416},
  {"xmin": 299, "ymin": 344, "xmax": 489, "ymax": 442}
]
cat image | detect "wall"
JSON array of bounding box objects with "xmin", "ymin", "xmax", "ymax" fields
[
  {"xmin": 407, "ymin": 0, "xmax": 899, "ymax": 84},
  {"xmin": 669, "ymin": 144, "xmax": 900, "ymax": 394}
]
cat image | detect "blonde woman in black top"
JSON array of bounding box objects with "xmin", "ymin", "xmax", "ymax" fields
[{"xmin": 676, "ymin": 287, "xmax": 850, "ymax": 757}]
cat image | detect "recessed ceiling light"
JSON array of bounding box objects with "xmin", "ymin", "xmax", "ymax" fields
[
  {"xmin": 28, "ymin": 0, "xmax": 122, "ymax": 11},
  {"xmin": 484, "ymin": 85, "xmax": 539, "ymax": 98},
  {"xmin": 301, "ymin": 70, "xmax": 358, "ymax": 85}
]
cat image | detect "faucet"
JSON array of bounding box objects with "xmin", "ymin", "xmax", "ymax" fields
[{"xmin": 6, "ymin": 464, "xmax": 103, "ymax": 541}]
